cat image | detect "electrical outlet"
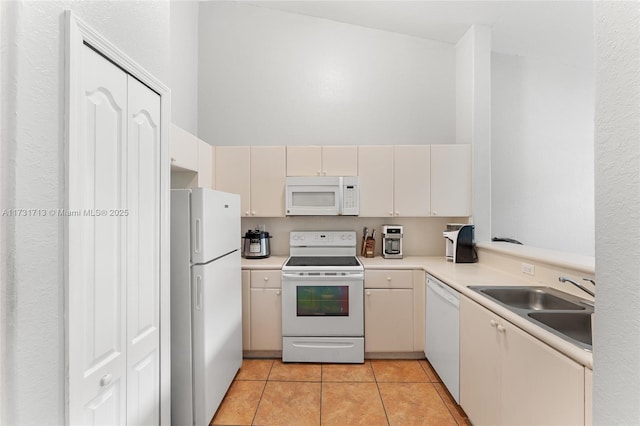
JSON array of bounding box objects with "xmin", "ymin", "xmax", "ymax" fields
[{"xmin": 521, "ymin": 262, "xmax": 535, "ymax": 275}]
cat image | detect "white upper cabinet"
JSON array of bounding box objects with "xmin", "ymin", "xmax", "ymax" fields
[
  {"xmin": 358, "ymin": 146, "xmax": 394, "ymax": 217},
  {"xmin": 215, "ymin": 146, "xmax": 251, "ymax": 215},
  {"xmin": 250, "ymin": 146, "xmax": 286, "ymax": 217},
  {"xmin": 197, "ymin": 139, "xmax": 214, "ymax": 189},
  {"xmin": 431, "ymin": 144, "xmax": 471, "ymax": 217},
  {"xmin": 287, "ymin": 145, "xmax": 358, "ymax": 176},
  {"xmin": 359, "ymin": 145, "xmax": 432, "ymax": 217},
  {"xmin": 216, "ymin": 146, "xmax": 286, "ymax": 217},
  {"xmin": 170, "ymin": 124, "xmax": 199, "ymax": 172},
  {"xmin": 394, "ymin": 145, "xmax": 431, "ymax": 217}
]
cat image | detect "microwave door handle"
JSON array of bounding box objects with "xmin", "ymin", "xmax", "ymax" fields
[{"xmin": 338, "ymin": 176, "xmax": 344, "ymax": 215}]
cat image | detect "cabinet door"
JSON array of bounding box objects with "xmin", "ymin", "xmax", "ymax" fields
[
  {"xmin": 242, "ymin": 270, "xmax": 251, "ymax": 351},
  {"xmin": 358, "ymin": 146, "xmax": 394, "ymax": 217},
  {"xmin": 459, "ymin": 296, "xmax": 501, "ymax": 426},
  {"xmin": 364, "ymin": 289, "xmax": 413, "ymax": 352},
  {"xmin": 431, "ymin": 144, "xmax": 471, "ymax": 216},
  {"xmin": 251, "ymin": 146, "xmax": 286, "ymax": 217},
  {"xmin": 322, "ymin": 146, "xmax": 358, "ymax": 176},
  {"xmin": 215, "ymin": 146, "xmax": 251, "ymax": 216},
  {"xmin": 394, "ymin": 145, "xmax": 431, "ymax": 217},
  {"xmin": 286, "ymin": 146, "xmax": 322, "ymax": 176},
  {"xmin": 501, "ymin": 321, "xmax": 584, "ymax": 426},
  {"xmin": 250, "ymin": 288, "xmax": 282, "ymax": 351},
  {"xmin": 170, "ymin": 124, "xmax": 198, "ymax": 172},
  {"xmin": 197, "ymin": 139, "xmax": 213, "ymax": 189}
]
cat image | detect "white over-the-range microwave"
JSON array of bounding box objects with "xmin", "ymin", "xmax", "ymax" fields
[{"xmin": 285, "ymin": 176, "xmax": 359, "ymax": 216}]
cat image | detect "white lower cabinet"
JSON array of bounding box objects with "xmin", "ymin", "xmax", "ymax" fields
[
  {"xmin": 365, "ymin": 288, "xmax": 413, "ymax": 352},
  {"xmin": 460, "ymin": 296, "xmax": 585, "ymax": 426},
  {"xmin": 248, "ymin": 270, "xmax": 282, "ymax": 351},
  {"xmin": 364, "ymin": 270, "xmax": 424, "ymax": 353}
]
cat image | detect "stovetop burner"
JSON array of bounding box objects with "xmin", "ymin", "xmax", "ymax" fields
[{"xmin": 285, "ymin": 256, "xmax": 360, "ymax": 268}]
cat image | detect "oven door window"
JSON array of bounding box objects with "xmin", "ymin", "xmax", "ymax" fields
[{"xmin": 296, "ymin": 286, "xmax": 349, "ymax": 316}]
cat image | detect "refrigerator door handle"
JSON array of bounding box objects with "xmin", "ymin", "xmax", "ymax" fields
[
  {"xmin": 195, "ymin": 275, "xmax": 202, "ymax": 310},
  {"xmin": 194, "ymin": 218, "xmax": 201, "ymax": 255}
]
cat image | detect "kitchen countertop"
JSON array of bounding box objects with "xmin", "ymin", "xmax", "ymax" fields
[
  {"xmin": 241, "ymin": 254, "xmax": 593, "ymax": 369},
  {"xmin": 360, "ymin": 255, "xmax": 593, "ymax": 369},
  {"xmin": 241, "ymin": 256, "xmax": 287, "ymax": 270}
]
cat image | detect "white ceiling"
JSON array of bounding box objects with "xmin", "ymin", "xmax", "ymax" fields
[{"xmin": 245, "ymin": 1, "xmax": 594, "ymax": 67}]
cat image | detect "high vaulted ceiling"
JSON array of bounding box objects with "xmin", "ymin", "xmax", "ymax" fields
[{"xmin": 246, "ymin": 1, "xmax": 594, "ymax": 67}]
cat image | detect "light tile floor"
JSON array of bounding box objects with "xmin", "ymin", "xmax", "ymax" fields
[{"xmin": 211, "ymin": 359, "xmax": 471, "ymax": 426}]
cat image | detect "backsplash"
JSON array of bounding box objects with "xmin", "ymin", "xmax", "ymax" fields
[{"xmin": 241, "ymin": 216, "xmax": 468, "ymax": 257}]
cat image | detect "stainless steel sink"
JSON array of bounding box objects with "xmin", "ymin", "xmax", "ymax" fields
[
  {"xmin": 528, "ymin": 312, "xmax": 593, "ymax": 348},
  {"xmin": 478, "ymin": 287, "xmax": 586, "ymax": 311},
  {"xmin": 469, "ymin": 285, "xmax": 593, "ymax": 351}
]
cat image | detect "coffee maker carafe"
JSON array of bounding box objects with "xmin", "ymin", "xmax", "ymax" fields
[{"xmin": 382, "ymin": 225, "xmax": 403, "ymax": 259}]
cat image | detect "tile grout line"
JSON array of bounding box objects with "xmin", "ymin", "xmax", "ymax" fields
[
  {"xmin": 370, "ymin": 361, "xmax": 392, "ymax": 426},
  {"xmin": 250, "ymin": 359, "xmax": 274, "ymax": 426}
]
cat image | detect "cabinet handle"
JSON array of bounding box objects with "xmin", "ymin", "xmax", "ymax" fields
[
  {"xmin": 490, "ymin": 320, "xmax": 498, "ymax": 328},
  {"xmin": 276, "ymin": 290, "xmax": 281, "ymax": 296},
  {"xmin": 497, "ymin": 324, "xmax": 506, "ymax": 333},
  {"xmin": 100, "ymin": 374, "xmax": 113, "ymax": 387}
]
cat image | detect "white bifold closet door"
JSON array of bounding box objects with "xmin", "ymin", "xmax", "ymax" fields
[{"xmin": 68, "ymin": 44, "xmax": 161, "ymax": 425}]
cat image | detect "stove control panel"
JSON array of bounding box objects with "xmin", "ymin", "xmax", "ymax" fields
[{"xmin": 290, "ymin": 231, "xmax": 356, "ymax": 247}]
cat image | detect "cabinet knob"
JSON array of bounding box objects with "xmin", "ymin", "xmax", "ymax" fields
[
  {"xmin": 366, "ymin": 291, "xmax": 371, "ymax": 296},
  {"xmin": 170, "ymin": 157, "xmax": 176, "ymax": 163},
  {"xmin": 245, "ymin": 211, "xmax": 250, "ymax": 216},
  {"xmin": 100, "ymin": 374, "xmax": 113, "ymax": 387},
  {"xmin": 387, "ymin": 276, "xmax": 391, "ymax": 281},
  {"xmin": 490, "ymin": 320, "xmax": 498, "ymax": 328},
  {"xmin": 389, "ymin": 211, "xmax": 393, "ymax": 216},
  {"xmin": 395, "ymin": 211, "xmax": 400, "ymax": 216},
  {"xmin": 322, "ymin": 171, "xmax": 327, "ymax": 176},
  {"xmin": 276, "ymin": 290, "xmax": 281, "ymax": 296},
  {"xmin": 264, "ymin": 276, "xmax": 269, "ymax": 281},
  {"xmin": 497, "ymin": 324, "xmax": 506, "ymax": 333},
  {"xmin": 251, "ymin": 211, "xmax": 256, "ymax": 216},
  {"xmin": 432, "ymin": 211, "xmax": 437, "ymax": 216}
]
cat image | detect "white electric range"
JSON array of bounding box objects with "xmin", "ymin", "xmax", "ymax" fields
[{"xmin": 281, "ymin": 231, "xmax": 364, "ymax": 363}]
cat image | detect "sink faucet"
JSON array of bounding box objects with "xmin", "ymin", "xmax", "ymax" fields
[{"xmin": 559, "ymin": 276, "xmax": 595, "ymax": 297}]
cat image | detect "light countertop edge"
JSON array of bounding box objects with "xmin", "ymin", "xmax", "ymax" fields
[{"xmin": 241, "ymin": 256, "xmax": 287, "ymax": 270}]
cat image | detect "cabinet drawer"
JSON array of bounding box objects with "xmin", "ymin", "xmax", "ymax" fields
[
  {"xmin": 365, "ymin": 270, "xmax": 413, "ymax": 289},
  {"xmin": 250, "ymin": 270, "xmax": 282, "ymax": 289}
]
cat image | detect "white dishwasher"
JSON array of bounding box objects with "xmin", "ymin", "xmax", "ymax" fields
[{"xmin": 425, "ymin": 274, "xmax": 460, "ymax": 403}]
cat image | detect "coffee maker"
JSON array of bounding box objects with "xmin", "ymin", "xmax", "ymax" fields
[
  {"xmin": 443, "ymin": 224, "xmax": 477, "ymax": 263},
  {"xmin": 382, "ymin": 225, "xmax": 403, "ymax": 259}
]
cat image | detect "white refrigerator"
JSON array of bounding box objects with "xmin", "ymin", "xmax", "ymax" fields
[{"xmin": 171, "ymin": 188, "xmax": 242, "ymax": 426}]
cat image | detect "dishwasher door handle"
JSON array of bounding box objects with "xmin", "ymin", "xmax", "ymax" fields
[{"xmin": 427, "ymin": 279, "xmax": 460, "ymax": 307}]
